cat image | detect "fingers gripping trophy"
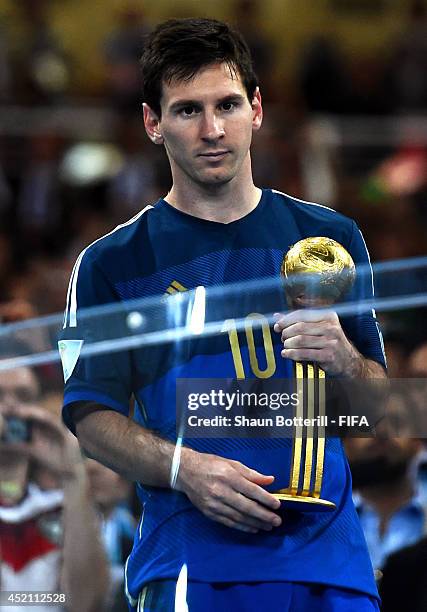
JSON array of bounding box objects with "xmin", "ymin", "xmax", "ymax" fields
[{"xmin": 273, "ymin": 237, "xmax": 355, "ymax": 512}]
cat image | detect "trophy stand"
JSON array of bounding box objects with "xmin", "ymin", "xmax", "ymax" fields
[{"xmin": 273, "ymin": 361, "xmax": 335, "ymax": 512}]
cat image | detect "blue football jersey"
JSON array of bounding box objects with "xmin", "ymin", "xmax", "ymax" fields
[{"xmin": 60, "ymin": 189, "xmax": 385, "ymax": 601}]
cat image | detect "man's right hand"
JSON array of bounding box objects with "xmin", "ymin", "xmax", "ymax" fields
[
  {"xmin": 1, "ymin": 405, "xmax": 83, "ymax": 482},
  {"xmin": 176, "ymin": 448, "xmax": 282, "ymax": 533}
]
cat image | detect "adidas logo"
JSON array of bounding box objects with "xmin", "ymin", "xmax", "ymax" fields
[{"xmin": 164, "ymin": 280, "xmax": 188, "ymax": 296}]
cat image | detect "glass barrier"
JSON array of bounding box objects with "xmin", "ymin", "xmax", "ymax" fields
[{"xmin": 0, "ymin": 256, "xmax": 426, "ymax": 610}]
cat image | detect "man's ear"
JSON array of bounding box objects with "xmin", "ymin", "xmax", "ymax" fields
[
  {"xmin": 143, "ymin": 103, "xmax": 164, "ymax": 145},
  {"xmin": 251, "ymin": 87, "xmax": 263, "ymax": 132}
]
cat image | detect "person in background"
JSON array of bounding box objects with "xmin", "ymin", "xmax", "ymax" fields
[
  {"xmin": 345, "ymin": 391, "xmax": 426, "ymax": 574},
  {"xmin": 103, "ymin": 2, "xmax": 150, "ymax": 116},
  {"xmin": 378, "ymin": 526, "xmax": 427, "ymax": 612},
  {"xmin": 0, "ymin": 359, "xmax": 109, "ymax": 611},
  {"xmin": 107, "ymin": 119, "xmax": 159, "ymax": 222},
  {"xmin": 407, "ymin": 341, "xmax": 427, "ymax": 502},
  {"xmin": 85, "ymin": 458, "xmax": 136, "ymax": 610},
  {"xmin": 378, "ymin": 345, "xmax": 427, "ymax": 612}
]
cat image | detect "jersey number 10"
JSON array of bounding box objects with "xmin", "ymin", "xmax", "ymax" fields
[{"xmin": 221, "ymin": 313, "xmax": 276, "ymax": 379}]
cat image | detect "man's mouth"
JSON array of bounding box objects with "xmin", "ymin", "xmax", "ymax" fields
[{"xmin": 199, "ymin": 151, "xmax": 229, "ymax": 158}]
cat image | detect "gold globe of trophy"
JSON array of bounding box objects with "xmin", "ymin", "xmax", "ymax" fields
[{"xmin": 273, "ymin": 237, "xmax": 355, "ymax": 512}]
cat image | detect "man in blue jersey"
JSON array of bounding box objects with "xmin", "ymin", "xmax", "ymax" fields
[{"xmin": 60, "ymin": 18, "xmax": 386, "ymax": 611}]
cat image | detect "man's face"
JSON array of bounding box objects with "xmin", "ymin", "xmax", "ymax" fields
[
  {"xmin": 144, "ymin": 62, "xmax": 262, "ymax": 188},
  {"xmin": 0, "ymin": 367, "xmax": 40, "ymax": 414},
  {"xmin": 0, "ymin": 367, "xmax": 39, "ymax": 458},
  {"xmin": 345, "ymin": 394, "xmax": 421, "ymax": 488}
]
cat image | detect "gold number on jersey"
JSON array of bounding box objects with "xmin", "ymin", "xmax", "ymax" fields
[{"xmin": 221, "ymin": 314, "xmax": 276, "ymax": 379}]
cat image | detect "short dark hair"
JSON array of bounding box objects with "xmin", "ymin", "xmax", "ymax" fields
[{"xmin": 140, "ymin": 18, "xmax": 258, "ymax": 117}]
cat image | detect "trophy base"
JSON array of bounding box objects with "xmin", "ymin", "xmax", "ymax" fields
[{"xmin": 273, "ymin": 492, "xmax": 336, "ymax": 513}]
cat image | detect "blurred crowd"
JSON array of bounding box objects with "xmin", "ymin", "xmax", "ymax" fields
[
  {"xmin": 0, "ymin": 0, "xmax": 425, "ymax": 314},
  {"xmin": 0, "ymin": 0, "xmax": 426, "ymax": 610}
]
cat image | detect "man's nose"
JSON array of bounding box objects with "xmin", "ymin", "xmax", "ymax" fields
[{"xmin": 200, "ymin": 111, "xmax": 225, "ymax": 141}]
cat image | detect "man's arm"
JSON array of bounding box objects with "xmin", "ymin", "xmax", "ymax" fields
[
  {"xmin": 60, "ymin": 457, "xmax": 110, "ymax": 612},
  {"xmin": 76, "ymin": 409, "xmax": 282, "ymax": 534}
]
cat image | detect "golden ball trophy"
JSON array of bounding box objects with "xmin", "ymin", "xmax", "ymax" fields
[{"xmin": 273, "ymin": 237, "xmax": 355, "ymax": 512}]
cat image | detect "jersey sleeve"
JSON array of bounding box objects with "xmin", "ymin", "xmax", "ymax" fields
[
  {"xmin": 59, "ymin": 249, "xmax": 133, "ymax": 433},
  {"xmin": 341, "ymin": 221, "xmax": 386, "ymax": 368}
]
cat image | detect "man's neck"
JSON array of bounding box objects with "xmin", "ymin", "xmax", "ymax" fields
[{"xmin": 165, "ymin": 162, "xmax": 261, "ymax": 224}]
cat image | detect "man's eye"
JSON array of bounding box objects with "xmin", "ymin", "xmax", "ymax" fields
[
  {"xmin": 221, "ymin": 102, "xmax": 236, "ymax": 112},
  {"xmin": 180, "ymin": 106, "xmax": 197, "ymax": 116}
]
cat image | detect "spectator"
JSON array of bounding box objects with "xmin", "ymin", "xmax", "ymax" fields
[
  {"xmin": 0, "ymin": 20, "xmax": 11, "ymax": 101},
  {"xmin": 0, "ymin": 358, "xmax": 109, "ymax": 611},
  {"xmin": 386, "ymin": 0, "xmax": 427, "ymax": 113},
  {"xmin": 103, "ymin": 3, "xmax": 150, "ymax": 116},
  {"xmin": 17, "ymin": 133, "xmax": 64, "ymax": 255},
  {"xmin": 407, "ymin": 342, "xmax": 427, "ymax": 502},
  {"xmin": 298, "ymin": 36, "xmax": 351, "ymax": 114},
  {"xmin": 379, "ymin": 533, "xmax": 427, "ymax": 612},
  {"xmin": 230, "ymin": 0, "xmax": 275, "ymax": 101},
  {"xmin": 108, "ymin": 120, "xmax": 158, "ymax": 222},
  {"xmin": 15, "ymin": 0, "xmax": 70, "ymax": 104},
  {"xmin": 85, "ymin": 458, "xmax": 136, "ymax": 609},
  {"xmin": 345, "ymin": 394, "xmax": 426, "ymax": 573},
  {"xmin": 408, "ymin": 342, "xmax": 427, "ymax": 377}
]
